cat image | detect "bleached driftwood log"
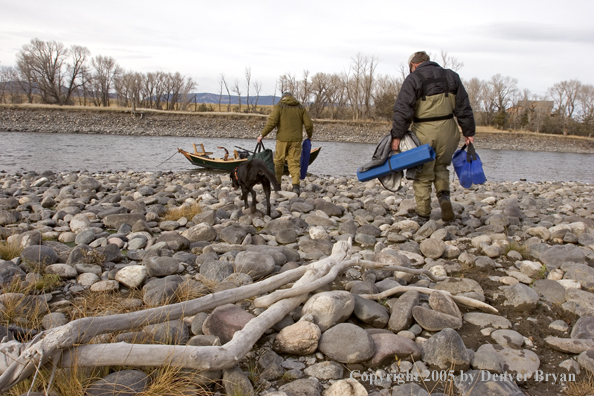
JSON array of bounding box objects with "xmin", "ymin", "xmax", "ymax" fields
[
  {"xmin": 359, "ymin": 285, "xmax": 499, "ymax": 314},
  {"xmin": 0, "ymin": 240, "xmax": 352, "ymax": 391}
]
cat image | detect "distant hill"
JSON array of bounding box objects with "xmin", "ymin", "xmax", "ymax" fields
[{"xmin": 188, "ymin": 93, "xmax": 279, "ymax": 106}]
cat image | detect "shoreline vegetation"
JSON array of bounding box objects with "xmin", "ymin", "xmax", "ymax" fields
[{"xmin": 2, "ymin": 104, "xmax": 594, "ymax": 155}]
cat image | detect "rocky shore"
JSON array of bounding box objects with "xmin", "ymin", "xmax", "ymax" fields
[
  {"xmin": 1, "ymin": 169, "xmax": 594, "ymax": 396},
  {"xmin": 2, "ymin": 105, "xmax": 594, "ymax": 154}
]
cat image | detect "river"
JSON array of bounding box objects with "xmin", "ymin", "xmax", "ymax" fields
[{"xmin": 1, "ymin": 132, "xmax": 593, "ymax": 183}]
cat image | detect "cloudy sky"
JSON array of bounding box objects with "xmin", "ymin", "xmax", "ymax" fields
[{"xmin": 1, "ymin": 0, "xmax": 593, "ymax": 97}]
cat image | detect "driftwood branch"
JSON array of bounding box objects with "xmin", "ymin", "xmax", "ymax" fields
[
  {"xmin": 359, "ymin": 286, "xmax": 499, "ymax": 314},
  {"xmin": 0, "ymin": 241, "xmax": 353, "ymax": 391}
]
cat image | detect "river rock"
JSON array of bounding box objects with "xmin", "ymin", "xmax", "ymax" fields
[
  {"xmin": 475, "ymin": 344, "xmax": 540, "ymax": 379},
  {"xmin": 273, "ymin": 320, "xmax": 321, "ymax": 355},
  {"xmin": 301, "ymin": 291, "xmax": 355, "ymax": 332},
  {"xmin": 144, "ymin": 256, "xmax": 180, "ymax": 277},
  {"xmin": 86, "ymin": 370, "xmax": 149, "ymax": 396},
  {"xmin": 365, "ymin": 332, "xmax": 421, "ymax": 368},
  {"xmin": 502, "ymin": 283, "xmax": 539, "ymax": 312},
  {"xmin": 421, "ymin": 328, "xmax": 470, "ymax": 370},
  {"xmin": 318, "ymin": 323, "xmax": 375, "ymax": 364},
  {"xmin": 202, "ymin": 304, "xmax": 255, "ymax": 344},
  {"xmin": 233, "ymin": 251, "xmax": 275, "ymax": 280},
  {"xmin": 412, "ymin": 306, "xmax": 463, "ymax": 331},
  {"xmin": 454, "ymin": 370, "xmax": 525, "ymax": 396},
  {"xmin": 115, "ymin": 265, "xmax": 147, "ymax": 288},
  {"xmin": 388, "ymin": 290, "xmax": 419, "ymax": 332}
]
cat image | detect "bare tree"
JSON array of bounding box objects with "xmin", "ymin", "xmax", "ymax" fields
[
  {"xmin": 90, "ymin": 55, "xmax": 122, "ymax": 107},
  {"xmin": 244, "ymin": 67, "xmax": 251, "ymax": 113},
  {"xmin": 252, "ymin": 80, "xmax": 262, "ymax": 112},
  {"xmin": 14, "ymin": 56, "xmax": 35, "ymax": 103},
  {"xmin": 578, "ymin": 84, "xmax": 594, "ymax": 134},
  {"xmin": 373, "ymin": 74, "xmax": 402, "ymax": 121},
  {"xmin": 488, "ymin": 74, "xmax": 518, "ymax": 129},
  {"xmin": 439, "ymin": 50, "xmax": 464, "ymax": 71},
  {"xmin": 220, "ymin": 74, "xmax": 232, "ymax": 112},
  {"xmin": 363, "ymin": 56, "xmax": 378, "ymax": 119},
  {"xmin": 0, "ymin": 66, "xmax": 23, "ymax": 104},
  {"xmin": 217, "ymin": 74, "xmax": 225, "ymax": 112},
  {"xmin": 300, "ymin": 70, "xmax": 311, "ymax": 107},
  {"xmin": 16, "ymin": 39, "xmax": 90, "ymax": 105},
  {"xmin": 114, "ymin": 71, "xmax": 143, "ymax": 112},
  {"xmin": 548, "ymin": 80, "xmax": 583, "ymax": 135},
  {"xmin": 232, "ymin": 79, "xmax": 242, "ymax": 112}
]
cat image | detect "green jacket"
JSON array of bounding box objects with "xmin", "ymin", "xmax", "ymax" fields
[{"xmin": 261, "ymin": 95, "xmax": 313, "ymax": 142}]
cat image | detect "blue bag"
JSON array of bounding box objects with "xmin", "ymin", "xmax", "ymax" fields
[
  {"xmin": 300, "ymin": 138, "xmax": 311, "ymax": 180},
  {"xmin": 452, "ymin": 143, "xmax": 486, "ymax": 188}
]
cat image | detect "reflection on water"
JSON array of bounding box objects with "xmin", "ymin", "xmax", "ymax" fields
[{"xmin": 1, "ymin": 131, "xmax": 593, "ymax": 183}]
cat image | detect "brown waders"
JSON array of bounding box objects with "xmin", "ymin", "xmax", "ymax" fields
[
  {"xmin": 411, "ymin": 92, "xmax": 459, "ymax": 221},
  {"xmin": 274, "ymin": 140, "xmax": 302, "ymax": 186}
]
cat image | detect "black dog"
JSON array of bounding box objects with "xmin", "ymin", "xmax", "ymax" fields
[{"xmin": 230, "ymin": 159, "xmax": 280, "ymax": 216}]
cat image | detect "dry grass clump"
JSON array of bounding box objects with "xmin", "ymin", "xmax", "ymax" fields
[
  {"xmin": 0, "ymin": 239, "xmax": 23, "ymax": 260},
  {"xmin": 0, "ymin": 292, "xmax": 49, "ymax": 329},
  {"xmin": 161, "ymin": 202, "xmax": 202, "ymax": 222},
  {"xmin": 501, "ymin": 240, "xmax": 529, "ymax": 259},
  {"xmin": 566, "ymin": 374, "xmax": 594, "ymax": 396},
  {"xmin": 1, "ymin": 274, "xmax": 62, "ymax": 294},
  {"xmin": 69, "ymin": 290, "xmax": 144, "ymax": 321}
]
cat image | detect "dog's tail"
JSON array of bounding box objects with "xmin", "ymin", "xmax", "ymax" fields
[{"xmin": 260, "ymin": 165, "xmax": 280, "ymax": 191}]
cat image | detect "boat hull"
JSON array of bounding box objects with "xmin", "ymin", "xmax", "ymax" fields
[{"xmin": 178, "ymin": 146, "xmax": 322, "ymax": 173}]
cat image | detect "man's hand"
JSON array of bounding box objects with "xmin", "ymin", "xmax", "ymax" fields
[
  {"xmin": 257, "ymin": 135, "xmax": 263, "ymax": 143},
  {"xmin": 391, "ymin": 138, "xmax": 400, "ymax": 151},
  {"xmin": 464, "ymin": 136, "xmax": 474, "ymax": 145}
]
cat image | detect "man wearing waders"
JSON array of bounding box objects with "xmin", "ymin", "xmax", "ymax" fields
[{"xmin": 390, "ymin": 51, "xmax": 475, "ymax": 222}]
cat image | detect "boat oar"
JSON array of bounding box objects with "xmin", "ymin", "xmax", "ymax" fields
[{"xmin": 234, "ymin": 146, "xmax": 254, "ymax": 154}]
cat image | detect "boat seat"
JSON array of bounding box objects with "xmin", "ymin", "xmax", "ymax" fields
[
  {"xmin": 193, "ymin": 143, "xmax": 213, "ymax": 156},
  {"xmin": 233, "ymin": 150, "xmax": 239, "ymax": 159}
]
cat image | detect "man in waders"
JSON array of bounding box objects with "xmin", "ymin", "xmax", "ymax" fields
[
  {"xmin": 391, "ymin": 51, "xmax": 475, "ymax": 222},
  {"xmin": 258, "ymin": 91, "xmax": 314, "ymax": 196}
]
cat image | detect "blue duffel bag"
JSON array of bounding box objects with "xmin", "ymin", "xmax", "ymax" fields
[{"xmin": 452, "ymin": 143, "xmax": 486, "ymax": 188}]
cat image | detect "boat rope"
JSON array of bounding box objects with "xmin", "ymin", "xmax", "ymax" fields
[{"xmin": 156, "ymin": 151, "xmax": 179, "ymax": 168}]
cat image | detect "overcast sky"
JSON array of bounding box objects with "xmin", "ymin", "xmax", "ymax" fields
[{"xmin": 1, "ymin": 0, "xmax": 593, "ymax": 97}]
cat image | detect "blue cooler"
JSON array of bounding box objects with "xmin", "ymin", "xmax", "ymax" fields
[{"xmin": 357, "ymin": 144, "xmax": 436, "ymax": 182}]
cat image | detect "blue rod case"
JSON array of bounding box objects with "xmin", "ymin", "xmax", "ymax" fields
[{"xmin": 357, "ymin": 144, "xmax": 436, "ymax": 182}]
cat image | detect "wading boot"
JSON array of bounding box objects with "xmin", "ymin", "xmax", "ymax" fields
[
  {"xmin": 292, "ymin": 184, "xmax": 301, "ymax": 196},
  {"xmin": 438, "ymin": 191, "xmax": 455, "ymax": 222}
]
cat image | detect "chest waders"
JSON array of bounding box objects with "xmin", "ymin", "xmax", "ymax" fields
[{"xmin": 410, "ymin": 70, "xmax": 460, "ymax": 220}]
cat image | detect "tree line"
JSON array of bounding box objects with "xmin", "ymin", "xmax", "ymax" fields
[{"xmin": 1, "ymin": 38, "xmax": 593, "ymax": 137}]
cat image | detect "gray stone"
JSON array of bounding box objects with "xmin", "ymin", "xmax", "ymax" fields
[
  {"xmin": 115, "ymin": 265, "xmax": 147, "ymax": 288},
  {"xmin": 532, "ymin": 279, "xmax": 566, "ymax": 304},
  {"xmin": 219, "ymin": 224, "xmax": 248, "ymax": 244},
  {"xmin": 365, "ymin": 332, "xmax": 421, "ymax": 368},
  {"xmin": 142, "ymin": 276, "xmax": 182, "ymax": 306},
  {"xmin": 563, "ymin": 264, "xmax": 594, "ymax": 291},
  {"xmin": 475, "ymin": 344, "xmax": 540, "ymax": 379},
  {"xmin": 45, "ymin": 263, "xmax": 77, "ymax": 279},
  {"xmin": 21, "ymin": 245, "xmax": 58, "ymax": 266},
  {"xmin": 502, "ymin": 283, "xmax": 539, "ymax": 312},
  {"xmin": 433, "ymin": 278, "xmax": 485, "ymax": 301},
  {"xmin": 454, "ymin": 370, "xmax": 525, "ymax": 396},
  {"xmin": 144, "ymin": 319, "xmax": 189, "ymax": 345},
  {"xmin": 187, "ymin": 334, "xmax": 220, "ymax": 346},
  {"xmin": 103, "ymin": 213, "xmax": 147, "ymax": 230},
  {"xmin": 233, "ymin": 251, "xmax": 275, "ymax": 280},
  {"xmin": 273, "ymin": 320, "xmax": 321, "ymax": 355},
  {"xmin": 318, "ymin": 323, "xmax": 375, "ymax": 364},
  {"xmin": 429, "ymin": 290, "xmax": 462, "ymax": 319},
  {"xmin": 222, "ymin": 367, "xmax": 254, "ymax": 396},
  {"xmin": 388, "ymin": 290, "xmax": 419, "ymax": 332},
  {"xmin": 276, "ymin": 228, "xmax": 298, "ymax": 244},
  {"xmin": 578, "ymin": 350, "xmax": 594, "ymax": 373},
  {"xmin": 540, "ymin": 244, "xmax": 586, "ymax": 269},
  {"xmin": 200, "ymin": 260, "xmax": 233, "ymax": 282},
  {"xmin": 42, "ymin": 312, "xmax": 68, "ymax": 330},
  {"xmin": 279, "ymin": 378, "xmax": 321, "ymax": 396},
  {"xmin": 258, "ymin": 350, "xmax": 285, "ymax": 380},
  {"xmin": 303, "ymin": 361, "xmax": 343, "ymax": 380},
  {"xmin": 462, "ymin": 313, "xmax": 511, "ymax": 329},
  {"xmin": 202, "ymin": 304, "xmax": 255, "ymax": 344},
  {"xmin": 191, "ymin": 312, "xmax": 209, "ymax": 335},
  {"xmin": 144, "ymin": 256, "xmax": 180, "ymax": 277},
  {"xmin": 412, "ymin": 306, "xmax": 463, "ymax": 331},
  {"xmin": 0, "ymin": 261, "xmax": 26, "ymax": 284},
  {"xmin": 391, "ymin": 383, "xmax": 429, "ymax": 396},
  {"xmin": 491, "ymin": 329, "xmax": 524, "ymax": 348},
  {"xmin": 86, "ymin": 370, "xmax": 149, "ymax": 396},
  {"xmin": 571, "ymin": 316, "xmax": 594, "ymax": 339},
  {"xmin": 419, "ymin": 238, "xmax": 445, "ymax": 259},
  {"xmin": 352, "ymin": 294, "xmax": 389, "ymax": 328},
  {"xmin": 421, "ymin": 328, "xmax": 470, "ymax": 370},
  {"xmin": 301, "ymin": 291, "xmax": 355, "ymax": 332},
  {"xmin": 155, "ymin": 232, "xmax": 189, "ymax": 251}
]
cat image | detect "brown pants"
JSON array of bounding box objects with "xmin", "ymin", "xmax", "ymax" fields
[{"xmin": 274, "ymin": 140, "xmax": 302, "ymax": 185}]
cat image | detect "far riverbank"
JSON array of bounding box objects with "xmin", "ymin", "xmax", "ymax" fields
[{"xmin": 1, "ymin": 105, "xmax": 594, "ymax": 154}]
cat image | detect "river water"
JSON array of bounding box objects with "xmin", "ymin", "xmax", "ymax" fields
[{"xmin": 1, "ymin": 131, "xmax": 593, "ymax": 183}]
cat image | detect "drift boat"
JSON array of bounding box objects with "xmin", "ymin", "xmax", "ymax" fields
[{"xmin": 178, "ymin": 143, "xmax": 322, "ymax": 172}]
